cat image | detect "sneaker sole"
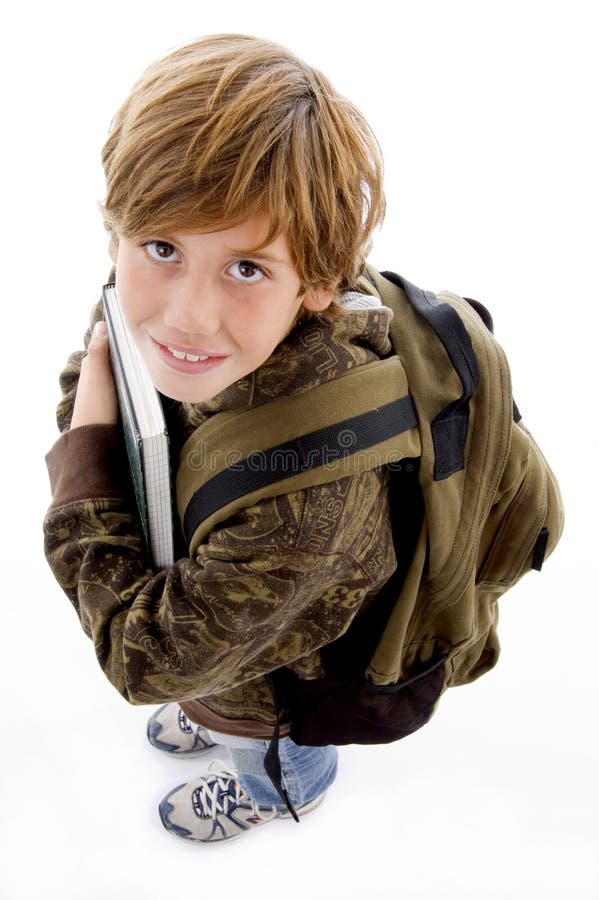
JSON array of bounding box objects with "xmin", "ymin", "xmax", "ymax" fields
[{"xmin": 152, "ymin": 746, "xmax": 217, "ymax": 759}]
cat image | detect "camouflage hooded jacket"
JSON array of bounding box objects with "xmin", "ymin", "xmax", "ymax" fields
[{"xmin": 43, "ymin": 296, "xmax": 397, "ymax": 735}]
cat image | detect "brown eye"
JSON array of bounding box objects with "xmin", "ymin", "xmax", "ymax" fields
[
  {"xmin": 228, "ymin": 260, "xmax": 265, "ymax": 282},
  {"xmin": 145, "ymin": 241, "xmax": 180, "ymax": 262}
]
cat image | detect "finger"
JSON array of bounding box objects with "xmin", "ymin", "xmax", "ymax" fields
[
  {"xmin": 71, "ymin": 321, "xmax": 119, "ymax": 429},
  {"xmin": 86, "ymin": 320, "xmax": 110, "ymax": 356}
]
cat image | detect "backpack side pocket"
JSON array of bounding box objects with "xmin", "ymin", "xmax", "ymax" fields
[{"xmin": 477, "ymin": 420, "xmax": 564, "ymax": 588}]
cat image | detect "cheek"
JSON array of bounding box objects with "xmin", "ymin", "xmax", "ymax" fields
[
  {"xmin": 241, "ymin": 304, "xmax": 297, "ymax": 358},
  {"xmin": 116, "ymin": 269, "xmax": 160, "ymax": 327}
]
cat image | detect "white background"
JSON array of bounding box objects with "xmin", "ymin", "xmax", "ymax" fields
[{"xmin": 1, "ymin": 1, "xmax": 597, "ymax": 898}]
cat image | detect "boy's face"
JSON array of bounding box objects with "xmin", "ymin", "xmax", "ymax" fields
[{"xmin": 113, "ymin": 216, "xmax": 333, "ymax": 403}]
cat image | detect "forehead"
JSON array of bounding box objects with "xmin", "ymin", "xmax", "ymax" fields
[{"xmin": 138, "ymin": 216, "xmax": 293, "ymax": 259}]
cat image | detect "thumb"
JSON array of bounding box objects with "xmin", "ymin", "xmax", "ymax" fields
[
  {"xmin": 87, "ymin": 319, "xmax": 109, "ymax": 355},
  {"xmin": 70, "ymin": 319, "xmax": 118, "ymax": 429}
]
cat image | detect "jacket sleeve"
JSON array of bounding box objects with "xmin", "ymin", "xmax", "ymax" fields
[{"xmin": 44, "ymin": 423, "xmax": 394, "ymax": 706}]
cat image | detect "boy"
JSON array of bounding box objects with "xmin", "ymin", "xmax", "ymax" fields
[
  {"xmin": 44, "ymin": 33, "xmax": 562, "ymax": 845},
  {"xmin": 44, "ymin": 34, "xmax": 395, "ymax": 843}
]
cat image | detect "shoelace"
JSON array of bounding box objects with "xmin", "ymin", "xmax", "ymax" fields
[
  {"xmin": 192, "ymin": 762, "xmax": 278, "ymax": 823},
  {"xmin": 177, "ymin": 709, "xmax": 213, "ymax": 749},
  {"xmin": 177, "ymin": 710, "xmax": 194, "ymax": 735}
]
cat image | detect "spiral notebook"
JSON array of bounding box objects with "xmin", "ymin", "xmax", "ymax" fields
[{"xmin": 102, "ymin": 283, "xmax": 174, "ymax": 569}]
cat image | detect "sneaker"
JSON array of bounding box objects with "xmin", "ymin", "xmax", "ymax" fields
[
  {"xmin": 147, "ymin": 703, "xmax": 217, "ymax": 757},
  {"xmin": 159, "ymin": 761, "xmax": 326, "ymax": 843}
]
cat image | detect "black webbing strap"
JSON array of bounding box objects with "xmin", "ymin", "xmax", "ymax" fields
[
  {"xmin": 513, "ymin": 399, "xmax": 522, "ymax": 423},
  {"xmin": 531, "ymin": 526, "xmax": 550, "ymax": 571},
  {"xmin": 264, "ymin": 674, "xmax": 300, "ymax": 822},
  {"xmin": 183, "ymin": 394, "xmax": 417, "ymax": 545},
  {"xmin": 381, "ymin": 272, "xmax": 480, "ymax": 480}
]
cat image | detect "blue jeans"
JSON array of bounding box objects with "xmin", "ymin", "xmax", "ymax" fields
[{"xmin": 207, "ymin": 730, "xmax": 338, "ymax": 809}]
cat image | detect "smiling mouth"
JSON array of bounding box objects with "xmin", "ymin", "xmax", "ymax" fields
[
  {"xmin": 165, "ymin": 346, "xmax": 211, "ymax": 362},
  {"xmin": 151, "ymin": 336, "xmax": 227, "ymax": 374}
]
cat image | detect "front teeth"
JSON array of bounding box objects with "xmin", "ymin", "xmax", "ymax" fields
[{"xmin": 167, "ymin": 346, "xmax": 209, "ymax": 362}]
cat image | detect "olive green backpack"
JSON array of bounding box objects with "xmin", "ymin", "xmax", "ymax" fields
[{"xmin": 176, "ymin": 267, "xmax": 563, "ymax": 817}]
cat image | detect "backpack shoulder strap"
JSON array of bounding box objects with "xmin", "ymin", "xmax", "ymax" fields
[
  {"xmin": 177, "ymin": 355, "xmax": 421, "ymax": 554},
  {"xmin": 359, "ymin": 269, "xmax": 515, "ymax": 684},
  {"xmin": 370, "ymin": 270, "xmax": 480, "ymax": 479}
]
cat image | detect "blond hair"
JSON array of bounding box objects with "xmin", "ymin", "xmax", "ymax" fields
[{"xmin": 101, "ymin": 34, "xmax": 385, "ymax": 305}]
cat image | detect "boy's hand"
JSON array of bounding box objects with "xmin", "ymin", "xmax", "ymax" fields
[{"xmin": 70, "ymin": 321, "xmax": 119, "ymax": 429}]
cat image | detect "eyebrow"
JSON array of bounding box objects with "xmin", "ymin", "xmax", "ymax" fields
[{"xmin": 227, "ymin": 246, "xmax": 290, "ymax": 266}]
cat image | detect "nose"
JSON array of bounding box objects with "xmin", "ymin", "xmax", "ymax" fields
[{"xmin": 163, "ymin": 274, "xmax": 222, "ymax": 336}]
